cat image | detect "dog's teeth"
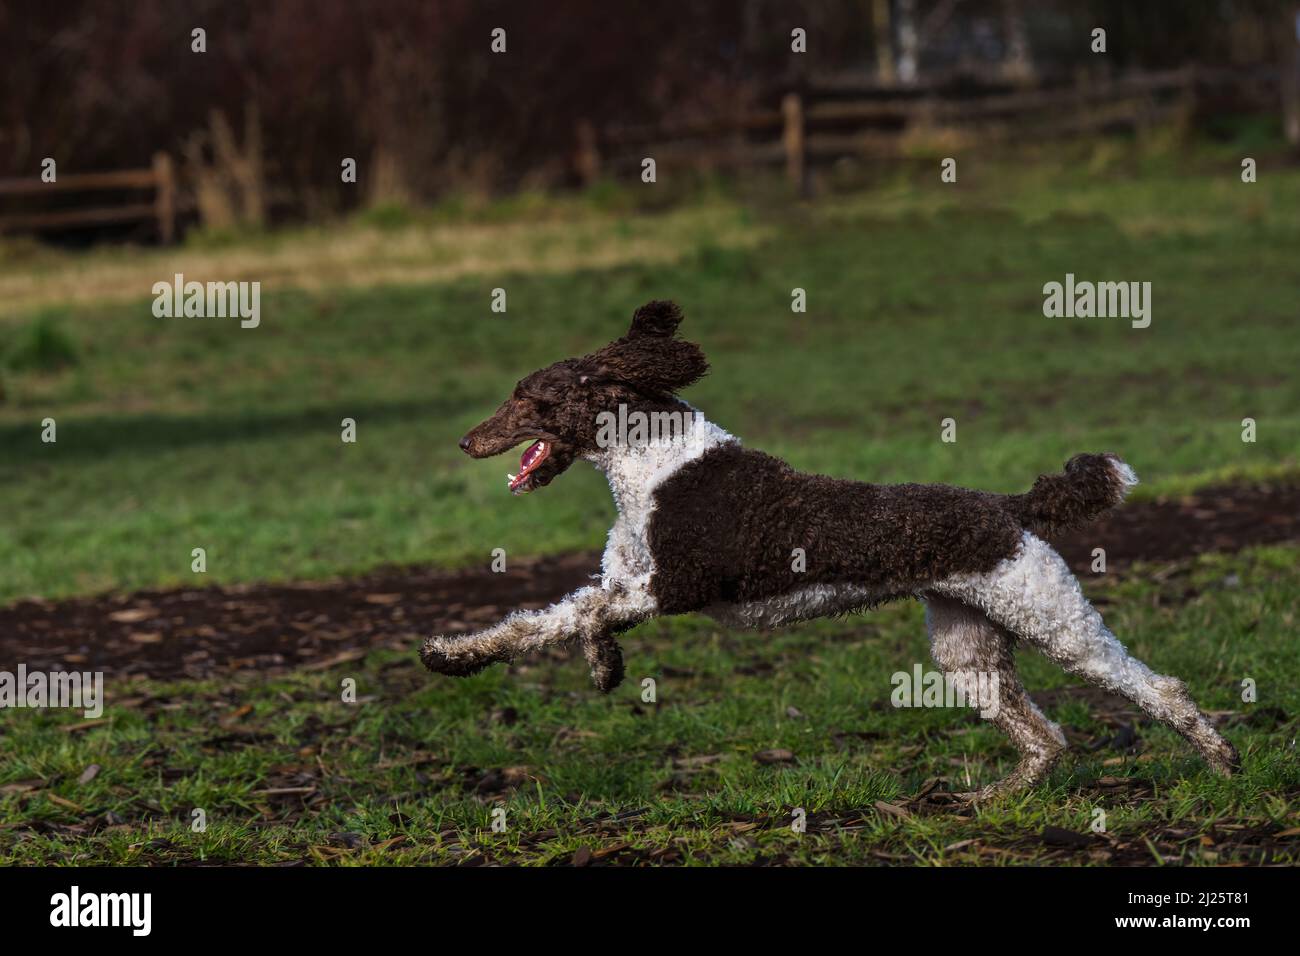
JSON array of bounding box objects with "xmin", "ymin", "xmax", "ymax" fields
[{"xmin": 507, "ymin": 473, "xmax": 516, "ymax": 482}]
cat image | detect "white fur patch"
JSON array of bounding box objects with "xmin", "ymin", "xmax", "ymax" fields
[
  {"xmin": 705, "ymin": 583, "xmax": 881, "ymax": 627},
  {"xmin": 927, "ymin": 529, "xmax": 1234, "ymax": 770},
  {"xmin": 930, "ymin": 531, "xmax": 1175, "ymax": 709},
  {"xmin": 1108, "ymin": 456, "xmax": 1139, "ymax": 499}
]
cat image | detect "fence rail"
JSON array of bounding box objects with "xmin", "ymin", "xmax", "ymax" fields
[
  {"xmin": 584, "ymin": 68, "xmax": 1201, "ymax": 193},
  {"xmin": 0, "ymin": 152, "xmax": 177, "ymax": 241}
]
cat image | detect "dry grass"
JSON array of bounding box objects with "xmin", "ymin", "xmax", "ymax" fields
[{"xmin": 0, "ymin": 203, "xmax": 769, "ymax": 320}]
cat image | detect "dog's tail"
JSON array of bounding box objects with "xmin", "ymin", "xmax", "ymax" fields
[{"xmin": 1007, "ymin": 453, "xmax": 1137, "ymax": 537}]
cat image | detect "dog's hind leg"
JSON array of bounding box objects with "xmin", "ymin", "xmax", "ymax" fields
[
  {"xmin": 932, "ymin": 532, "xmax": 1238, "ymax": 776},
  {"xmin": 925, "ymin": 593, "xmax": 1067, "ymax": 799}
]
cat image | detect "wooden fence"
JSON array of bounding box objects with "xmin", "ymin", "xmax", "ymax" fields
[
  {"xmin": 0, "ymin": 67, "xmax": 1220, "ymax": 240},
  {"xmin": 0, "ymin": 152, "xmax": 177, "ymax": 241},
  {"xmin": 585, "ymin": 68, "xmax": 1200, "ymax": 193}
]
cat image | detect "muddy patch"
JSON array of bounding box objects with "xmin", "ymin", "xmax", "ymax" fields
[
  {"xmin": 0, "ymin": 552, "xmax": 597, "ymax": 681},
  {"xmin": 1, "ymin": 482, "xmax": 1297, "ymax": 681}
]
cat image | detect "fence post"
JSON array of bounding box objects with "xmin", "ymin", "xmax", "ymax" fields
[
  {"xmin": 153, "ymin": 152, "xmax": 176, "ymax": 243},
  {"xmin": 1285, "ymin": 6, "xmax": 1300, "ymax": 149},
  {"xmin": 782, "ymin": 93, "xmax": 806, "ymax": 197},
  {"xmin": 574, "ymin": 120, "xmax": 600, "ymax": 186}
]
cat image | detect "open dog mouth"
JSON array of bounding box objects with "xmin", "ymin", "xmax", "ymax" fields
[{"xmin": 507, "ymin": 440, "xmax": 549, "ymax": 494}]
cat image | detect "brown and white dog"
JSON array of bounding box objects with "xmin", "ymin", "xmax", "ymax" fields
[{"xmin": 423, "ymin": 300, "xmax": 1237, "ymax": 798}]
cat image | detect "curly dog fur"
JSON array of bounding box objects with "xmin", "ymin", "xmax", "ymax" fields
[{"xmin": 424, "ymin": 300, "xmax": 1237, "ymax": 798}]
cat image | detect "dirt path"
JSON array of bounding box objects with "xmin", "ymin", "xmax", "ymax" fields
[{"xmin": 2, "ymin": 483, "xmax": 1297, "ymax": 681}]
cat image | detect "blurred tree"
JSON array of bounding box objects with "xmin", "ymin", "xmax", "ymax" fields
[{"xmin": 0, "ymin": 0, "xmax": 1287, "ymax": 220}]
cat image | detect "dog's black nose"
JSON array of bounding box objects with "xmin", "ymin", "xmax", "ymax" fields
[{"xmin": 459, "ymin": 436, "xmax": 472, "ymax": 453}]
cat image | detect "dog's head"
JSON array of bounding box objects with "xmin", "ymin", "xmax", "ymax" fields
[{"xmin": 459, "ymin": 300, "xmax": 708, "ymax": 494}]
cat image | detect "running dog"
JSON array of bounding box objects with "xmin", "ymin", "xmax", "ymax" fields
[{"xmin": 423, "ymin": 301, "xmax": 1237, "ymax": 798}]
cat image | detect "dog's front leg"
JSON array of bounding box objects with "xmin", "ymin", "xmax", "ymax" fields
[
  {"xmin": 579, "ymin": 631, "xmax": 624, "ymax": 693},
  {"xmin": 421, "ymin": 585, "xmax": 651, "ymax": 691},
  {"xmin": 580, "ymin": 619, "xmax": 645, "ymax": 693}
]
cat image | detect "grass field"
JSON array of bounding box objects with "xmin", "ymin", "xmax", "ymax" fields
[
  {"xmin": 2, "ymin": 143, "xmax": 1297, "ymax": 603},
  {"xmin": 2, "ymin": 137, "xmax": 1298, "ymax": 865},
  {"xmin": 3, "ymin": 544, "xmax": 1297, "ymax": 865}
]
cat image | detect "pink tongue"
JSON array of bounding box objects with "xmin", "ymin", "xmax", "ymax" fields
[{"xmin": 520, "ymin": 441, "xmax": 543, "ymax": 470}]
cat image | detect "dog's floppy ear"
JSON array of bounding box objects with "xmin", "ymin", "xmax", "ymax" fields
[
  {"xmin": 585, "ymin": 300, "xmax": 708, "ymax": 395},
  {"xmin": 628, "ymin": 300, "xmax": 683, "ymax": 339}
]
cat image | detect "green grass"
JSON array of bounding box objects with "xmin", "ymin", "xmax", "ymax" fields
[
  {"xmin": 0, "ymin": 137, "xmax": 1297, "ymax": 865},
  {"xmin": 1, "ymin": 143, "xmax": 1298, "ymax": 602},
  {"xmin": 2, "ymin": 544, "xmax": 1296, "ymax": 865}
]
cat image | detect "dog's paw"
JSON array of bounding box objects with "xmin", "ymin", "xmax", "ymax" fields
[
  {"xmin": 583, "ymin": 633, "xmax": 625, "ymax": 694},
  {"xmin": 420, "ymin": 636, "xmax": 489, "ymax": 677},
  {"xmin": 1203, "ymin": 736, "xmax": 1240, "ymax": 777},
  {"xmin": 590, "ymin": 658, "xmax": 625, "ymax": 694}
]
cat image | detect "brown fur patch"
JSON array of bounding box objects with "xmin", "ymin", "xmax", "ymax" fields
[
  {"xmin": 1007, "ymin": 453, "xmax": 1127, "ymax": 537},
  {"xmin": 646, "ymin": 447, "xmax": 1128, "ymax": 615}
]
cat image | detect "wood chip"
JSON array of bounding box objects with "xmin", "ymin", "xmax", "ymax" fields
[
  {"xmin": 221, "ymin": 704, "xmax": 254, "ymax": 725},
  {"xmin": 47, "ymin": 794, "xmax": 85, "ymax": 813},
  {"xmin": 915, "ymin": 777, "xmax": 942, "ymax": 798},
  {"xmin": 1102, "ymin": 753, "xmax": 1154, "ymax": 766},
  {"xmin": 108, "ymin": 608, "xmax": 157, "ymax": 623},
  {"xmin": 1, "ymin": 780, "xmax": 44, "ymax": 795},
  {"xmin": 62, "ymin": 718, "xmax": 112, "ymax": 733},
  {"xmin": 674, "ymin": 753, "xmax": 722, "ymax": 768},
  {"xmin": 301, "ymin": 648, "xmax": 367, "ymax": 671},
  {"xmin": 874, "ymin": 800, "xmax": 912, "ymax": 820}
]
